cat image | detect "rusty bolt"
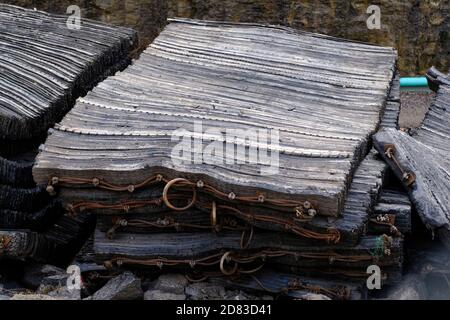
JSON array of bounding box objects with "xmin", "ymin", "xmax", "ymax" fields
[{"xmin": 46, "ymin": 185, "xmax": 56, "ymax": 196}]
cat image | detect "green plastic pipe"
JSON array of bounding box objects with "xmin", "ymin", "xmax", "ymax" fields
[{"xmin": 400, "ymin": 77, "xmax": 429, "ymax": 87}]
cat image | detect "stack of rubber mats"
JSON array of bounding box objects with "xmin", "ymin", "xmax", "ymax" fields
[
  {"xmin": 0, "ymin": 4, "xmax": 137, "ymax": 265},
  {"xmin": 32, "ymin": 19, "xmax": 409, "ymax": 299},
  {"xmin": 374, "ymin": 68, "xmax": 450, "ymax": 247}
]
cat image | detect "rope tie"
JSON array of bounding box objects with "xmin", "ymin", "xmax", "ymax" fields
[
  {"xmin": 52, "ymin": 174, "xmax": 318, "ymax": 215},
  {"xmin": 58, "ymin": 175, "xmax": 340, "ymax": 243}
]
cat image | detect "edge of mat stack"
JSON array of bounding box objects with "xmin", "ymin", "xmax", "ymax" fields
[
  {"xmin": 374, "ymin": 68, "xmax": 450, "ymax": 248},
  {"xmin": 0, "ymin": 4, "xmax": 138, "ymax": 266}
]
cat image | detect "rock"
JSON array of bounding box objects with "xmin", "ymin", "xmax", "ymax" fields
[
  {"xmin": 48, "ymin": 286, "xmax": 81, "ymax": 300},
  {"xmin": 299, "ymin": 293, "xmax": 332, "ymax": 300},
  {"xmin": 144, "ymin": 290, "xmax": 186, "ymax": 300},
  {"xmin": 0, "ymin": 295, "xmax": 10, "ymax": 300},
  {"xmin": 41, "ymin": 274, "xmax": 69, "ymax": 288},
  {"xmin": 22, "ymin": 264, "xmax": 66, "ymax": 289},
  {"xmin": 11, "ymin": 294, "xmax": 60, "ymax": 300},
  {"xmin": 224, "ymin": 290, "xmax": 274, "ymax": 300},
  {"xmin": 386, "ymin": 274, "xmax": 427, "ymax": 300},
  {"xmin": 152, "ymin": 274, "xmax": 188, "ymax": 294},
  {"xmin": 185, "ymin": 283, "xmax": 226, "ymax": 300},
  {"xmin": 0, "ymin": 280, "xmax": 26, "ymax": 297},
  {"xmin": 92, "ymin": 271, "xmax": 143, "ymax": 300}
]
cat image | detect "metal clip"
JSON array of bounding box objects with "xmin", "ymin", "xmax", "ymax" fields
[{"xmin": 384, "ymin": 144, "xmax": 416, "ymax": 187}]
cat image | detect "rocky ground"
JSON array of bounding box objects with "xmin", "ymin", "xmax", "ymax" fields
[
  {"xmin": 399, "ymin": 90, "xmax": 436, "ymax": 128},
  {"xmin": 0, "ymin": 264, "xmax": 278, "ymax": 301}
]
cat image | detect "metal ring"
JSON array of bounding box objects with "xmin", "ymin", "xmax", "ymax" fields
[
  {"xmin": 210, "ymin": 201, "xmax": 217, "ymax": 227},
  {"xmin": 219, "ymin": 252, "xmax": 238, "ymax": 276},
  {"xmin": 162, "ymin": 178, "xmax": 197, "ymax": 211},
  {"xmin": 240, "ymin": 226, "xmax": 254, "ymax": 249}
]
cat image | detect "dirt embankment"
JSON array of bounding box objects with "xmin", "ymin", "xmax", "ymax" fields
[{"xmin": 4, "ymin": 0, "xmax": 449, "ymax": 75}]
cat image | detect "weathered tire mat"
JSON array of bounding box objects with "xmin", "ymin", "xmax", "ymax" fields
[
  {"xmin": 0, "ymin": 4, "xmax": 137, "ymax": 140},
  {"xmin": 0, "ymin": 200, "xmax": 64, "ymax": 231},
  {"xmin": 0, "ymin": 156, "xmax": 34, "ymax": 188},
  {"xmin": 0, "ymin": 230, "xmax": 55, "ymax": 262},
  {"xmin": 0, "ymin": 185, "xmax": 51, "ymax": 212},
  {"xmin": 33, "ymin": 18, "xmax": 398, "ymax": 218},
  {"xmin": 0, "ymin": 212, "xmax": 95, "ymax": 265},
  {"xmin": 94, "ymin": 230, "xmax": 403, "ymax": 270},
  {"xmin": 374, "ymin": 129, "xmax": 450, "ymax": 245},
  {"xmin": 367, "ymin": 189, "xmax": 412, "ymax": 235},
  {"xmin": 210, "ymin": 268, "xmax": 367, "ymax": 300}
]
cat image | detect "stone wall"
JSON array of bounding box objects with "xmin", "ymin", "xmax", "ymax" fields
[{"xmin": 4, "ymin": 0, "xmax": 449, "ymax": 75}]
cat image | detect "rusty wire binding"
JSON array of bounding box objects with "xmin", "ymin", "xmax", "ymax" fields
[
  {"xmin": 369, "ymin": 214, "xmax": 402, "ymax": 237},
  {"xmin": 47, "ymin": 175, "xmax": 341, "ymax": 243},
  {"xmin": 103, "ymin": 235, "xmax": 393, "ymax": 277},
  {"xmin": 384, "ymin": 144, "xmax": 416, "ymax": 187}
]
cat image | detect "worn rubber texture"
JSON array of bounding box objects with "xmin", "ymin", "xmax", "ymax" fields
[
  {"xmin": 0, "ymin": 185, "xmax": 51, "ymax": 212},
  {"xmin": 0, "ymin": 200, "xmax": 64, "ymax": 231}
]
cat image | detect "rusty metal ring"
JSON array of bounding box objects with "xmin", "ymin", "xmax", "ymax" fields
[
  {"xmin": 240, "ymin": 226, "xmax": 254, "ymax": 249},
  {"xmin": 239, "ymin": 263, "xmax": 265, "ymax": 274},
  {"xmin": 220, "ymin": 251, "xmax": 238, "ymax": 276},
  {"xmin": 163, "ymin": 178, "xmax": 197, "ymax": 211},
  {"xmin": 210, "ymin": 201, "xmax": 217, "ymax": 227}
]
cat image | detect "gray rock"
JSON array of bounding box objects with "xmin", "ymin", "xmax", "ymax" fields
[
  {"xmin": 0, "ymin": 295, "xmax": 10, "ymax": 300},
  {"xmin": 22, "ymin": 264, "xmax": 66, "ymax": 289},
  {"xmin": 185, "ymin": 283, "xmax": 226, "ymax": 300},
  {"xmin": 11, "ymin": 294, "xmax": 60, "ymax": 300},
  {"xmin": 152, "ymin": 274, "xmax": 188, "ymax": 294},
  {"xmin": 386, "ymin": 274, "xmax": 427, "ymax": 300},
  {"xmin": 48, "ymin": 286, "xmax": 81, "ymax": 300},
  {"xmin": 41, "ymin": 274, "xmax": 69, "ymax": 287},
  {"xmin": 299, "ymin": 293, "xmax": 332, "ymax": 300},
  {"xmin": 1, "ymin": 279, "xmax": 27, "ymax": 296},
  {"xmin": 92, "ymin": 271, "xmax": 143, "ymax": 300},
  {"xmin": 223, "ymin": 290, "xmax": 274, "ymax": 300},
  {"xmin": 144, "ymin": 290, "xmax": 186, "ymax": 300}
]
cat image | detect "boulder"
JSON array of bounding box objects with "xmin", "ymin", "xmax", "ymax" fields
[
  {"xmin": 152, "ymin": 274, "xmax": 188, "ymax": 294},
  {"xmin": 144, "ymin": 290, "xmax": 186, "ymax": 301},
  {"xmin": 386, "ymin": 274, "xmax": 428, "ymax": 300},
  {"xmin": 22, "ymin": 264, "xmax": 66, "ymax": 289},
  {"xmin": 185, "ymin": 283, "xmax": 227, "ymax": 300},
  {"xmin": 92, "ymin": 272, "xmax": 143, "ymax": 300}
]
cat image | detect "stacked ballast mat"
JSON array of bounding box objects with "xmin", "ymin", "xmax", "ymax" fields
[{"xmin": 0, "ymin": 4, "xmax": 137, "ymax": 266}]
